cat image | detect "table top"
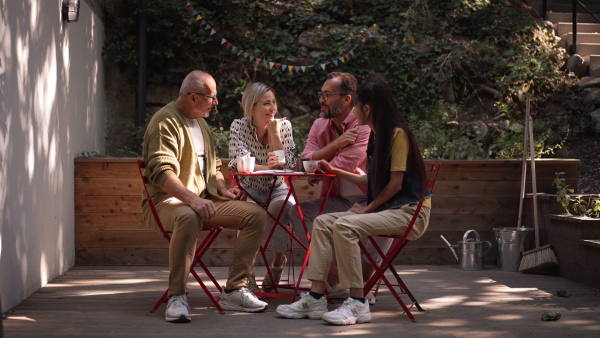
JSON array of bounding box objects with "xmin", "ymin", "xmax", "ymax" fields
[{"xmin": 230, "ymin": 170, "xmax": 335, "ymax": 177}]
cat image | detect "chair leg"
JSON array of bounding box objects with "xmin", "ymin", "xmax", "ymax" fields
[
  {"xmin": 190, "ymin": 269, "xmax": 225, "ymax": 315},
  {"xmin": 150, "ymin": 289, "xmax": 169, "ymax": 313},
  {"xmin": 360, "ymin": 239, "xmax": 421, "ymax": 322},
  {"xmin": 388, "ymin": 266, "xmax": 423, "ymax": 311},
  {"xmin": 152, "ymin": 227, "xmax": 226, "ymax": 314},
  {"xmin": 380, "ymin": 272, "xmax": 418, "ymax": 323}
]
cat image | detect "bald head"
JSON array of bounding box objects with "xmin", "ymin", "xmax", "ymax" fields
[
  {"xmin": 176, "ymin": 70, "xmax": 218, "ymax": 119},
  {"xmin": 179, "ymin": 70, "xmax": 213, "ymax": 97}
]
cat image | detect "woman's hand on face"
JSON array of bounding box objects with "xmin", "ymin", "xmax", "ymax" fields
[
  {"xmin": 266, "ymin": 117, "xmax": 285, "ymax": 139},
  {"xmin": 267, "ymin": 152, "xmax": 280, "ymax": 169},
  {"xmin": 348, "ymin": 203, "xmax": 368, "ymax": 214}
]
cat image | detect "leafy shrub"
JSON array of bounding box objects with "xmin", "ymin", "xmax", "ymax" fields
[{"xmin": 104, "ymin": 0, "xmax": 595, "ymax": 159}]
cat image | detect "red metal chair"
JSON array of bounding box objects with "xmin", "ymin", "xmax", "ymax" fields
[
  {"xmin": 136, "ymin": 160, "xmax": 225, "ymax": 314},
  {"xmin": 360, "ymin": 162, "xmax": 441, "ymax": 322}
]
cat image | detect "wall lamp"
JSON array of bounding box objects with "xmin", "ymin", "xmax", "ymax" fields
[{"xmin": 62, "ymin": 0, "xmax": 80, "ymax": 23}]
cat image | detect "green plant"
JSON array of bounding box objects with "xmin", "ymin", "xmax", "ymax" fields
[
  {"xmin": 571, "ymin": 195, "xmax": 591, "ymax": 217},
  {"xmin": 591, "ymin": 196, "xmax": 600, "ymax": 218},
  {"xmin": 116, "ymin": 146, "xmax": 139, "ymax": 158},
  {"xmin": 210, "ymin": 126, "xmax": 230, "ymax": 159},
  {"xmin": 103, "ymin": 0, "xmax": 596, "ymax": 159},
  {"xmin": 552, "ymin": 171, "xmax": 573, "ymax": 215}
]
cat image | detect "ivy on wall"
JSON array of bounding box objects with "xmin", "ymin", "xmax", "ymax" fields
[{"xmin": 103, "ymin": 0, "xmax": 595, "ymax": 159}]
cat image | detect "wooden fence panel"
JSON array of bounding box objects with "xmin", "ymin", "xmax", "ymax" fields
[{"xmin": 75, "ymin": 158, "xmax": 580, "ymax": 266}]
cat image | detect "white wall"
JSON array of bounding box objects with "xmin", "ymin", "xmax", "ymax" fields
[{"xmin": 0, "ymin": 0, "xmax": 105, "ymax": 312}]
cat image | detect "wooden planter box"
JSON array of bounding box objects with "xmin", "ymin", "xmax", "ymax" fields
[
  {"xmin": 75, "ymin": 158, "xmax": 580, "ymax": 267},
  {"xmin": 523, "ymin": 194, "xmax": 600, "ymax": 288},
  {"xmin": 546, "ymin": 214, "xmax": 600, "ymax": 288}
]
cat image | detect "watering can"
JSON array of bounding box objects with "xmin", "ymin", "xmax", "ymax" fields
[{"xmin": 440, "ymin": 230, "xmax": 492, "ymax": 271}]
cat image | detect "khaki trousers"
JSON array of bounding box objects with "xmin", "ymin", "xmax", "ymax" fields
[
  {"xmin": 145, "ymin": 196, "xmax": 267, "ymax": 296},
  {"xmin": 307, "ymin": 204, "xmax": 430, "ymax": 290},
  {"xmin": 289, "ymin": 196, "xmax": 394, "ymax": 265}
]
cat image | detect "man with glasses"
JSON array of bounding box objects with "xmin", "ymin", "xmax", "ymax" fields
[
  {"xmin": 142, "ymin": 70, "xmax": 268, "ymax": 323},
  {"xmin": 288, "ymin": 72, "xmax": 390, "ymax": 304}
]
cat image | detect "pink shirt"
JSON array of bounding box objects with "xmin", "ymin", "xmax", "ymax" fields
[{"xmin": 302, "ymin": 111, "xmax": 370, "ymax": 198}]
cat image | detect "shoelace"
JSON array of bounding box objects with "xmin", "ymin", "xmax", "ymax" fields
[
  {"xmin": 170, "ymin": 295, "xmax": 190, "ymax": 311},
  {"xmin": 334, "ymin": 299, "xmax": 356, "ymax": 313},
  {"xmin": 240, "ymin": 287, "xmax": 257, "ymax": 303}
]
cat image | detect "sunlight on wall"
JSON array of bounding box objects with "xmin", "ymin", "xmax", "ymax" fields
[
  {"xmin": 29, "ymin": 0, "xmax": 39, "ymax": 36},
  {"xmin": 1, "ymin": 0, "xmax": 106, "ymax": 313},
  {"xmin": 34, "ymin": 39, "xmax": 58, "ymax": 174},
  {"xmin": 39, "ymin": 253, "xmax": 47, "ymax": 285},
  {"xmin": 27, "ymin": 129, "xmax": 35, "ymax": 182},
  {"xmin": 0, "ymin": 4, "xmax": 11, "ymax": 262},
  {"xmin": 61, "ymin": 32, "xmax": 69, "ymax": 88}
]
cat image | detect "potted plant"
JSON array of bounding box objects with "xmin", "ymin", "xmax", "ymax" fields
[
  {"xmin": 543, "ymin": 172, "xmax": 600, "ymax": 288},
  {"xmin": 553, "ymin": 172, "xmax": 600, "ymax": 218}
]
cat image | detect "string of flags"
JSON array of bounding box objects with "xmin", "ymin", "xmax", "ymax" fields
[{"xmin": 182, "ymin": 1, "xmax": 375, "ymax": 74}]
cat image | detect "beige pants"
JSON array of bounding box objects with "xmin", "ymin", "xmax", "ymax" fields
[
  {"xmin": 145, "ymin": 197, "xmax": 267, "ymax": 296},
  {"xmin": 307, "ymin": 204, "xmax": 430, "ymax": 289}
]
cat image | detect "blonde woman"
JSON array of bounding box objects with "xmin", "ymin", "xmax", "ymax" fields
[{"xmin": 228, "ymin": 82, "xmax": 297, "ymax": 292}]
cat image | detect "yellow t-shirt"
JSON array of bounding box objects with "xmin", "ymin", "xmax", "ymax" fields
[{"xmin": 390, "ymin": 128, "xmax": 431, "ymax": 209}]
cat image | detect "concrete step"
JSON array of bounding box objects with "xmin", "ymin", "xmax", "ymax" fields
[
  {"xmin": 556, "ymin": 22, "xmax": 600, "ymax": 36},
  {"xmin": 558, "ymin": 32, "xmax": 600, "ymax": 48},
  {"xmin": 576, "ymin": 43, "xmax": 600, "ymax": 56},
  {"xmin": 548, "ymin": 12, "xmax": 600, "ymax": 24},
  {"xmin": 590, "ymin": 55, "xmax": 600, "ymax": 77},
  {"xmin": 527, "ymin": 0, "xmax": 600, "ymax": 17},
  {"xmin": 546, "ymin": 4, "xmax": 600, "ymax": 14}
]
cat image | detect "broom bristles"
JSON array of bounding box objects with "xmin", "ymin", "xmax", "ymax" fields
[{"xmin": 519, "ymin": 244, "xmax": 558, "ymax": 272}]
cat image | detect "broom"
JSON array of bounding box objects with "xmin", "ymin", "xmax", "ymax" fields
[{"xmin": 518, "ymin": 94, "xmax": 558, "ymax": 272}]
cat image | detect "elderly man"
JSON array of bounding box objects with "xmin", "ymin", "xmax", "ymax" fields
[{"xmin": 142, "ymin": 70, "xmax": 268, "ymax": 323}]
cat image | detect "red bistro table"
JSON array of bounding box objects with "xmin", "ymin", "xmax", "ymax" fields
[{"xmin": 229, "ymin": 170, "xmax": 336, "ymax": 302}]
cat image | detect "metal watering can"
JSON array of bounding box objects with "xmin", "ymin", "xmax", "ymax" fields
[{"xmin": 440, "ymin": 230, "xmax": 492, "ymax": 271}]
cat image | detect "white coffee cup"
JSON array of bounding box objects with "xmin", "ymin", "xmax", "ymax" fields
[
  {"xmin": 236, "ymin": 156, "xmax": 255, "ymax": 174},
  {"xmin": 303, "ymin": 160, "xmax": 319, "ymax": 174},
  {"xmin": 273, "ymin": 150, "xmax": 286, "ymax": 165}
]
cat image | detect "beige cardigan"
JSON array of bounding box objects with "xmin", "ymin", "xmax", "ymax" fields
[{"xmin": 141, "ymin": 102, "xmax": 226, "ymax": 217}]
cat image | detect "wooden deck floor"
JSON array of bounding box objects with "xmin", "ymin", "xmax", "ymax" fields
[{"xmin": 3, "ymin": 265, "xmax": 600, "ymax": 337}]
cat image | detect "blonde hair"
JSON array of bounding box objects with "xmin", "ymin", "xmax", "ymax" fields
[{"xmin": 241, "ymin": 82, "xmax": 274, "ymax": 123}]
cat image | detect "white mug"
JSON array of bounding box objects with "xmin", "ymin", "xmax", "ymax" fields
[
  {"xmin": 273, "ymin": 150, "xmax": 286, "ymax": 165},
  {"xmin": 236, "ymin": 156, "xmax": 255, "ymax": 174},
  {"xmin": 303, "ymin": 160, "xmax": 318, "ymax": 174}
]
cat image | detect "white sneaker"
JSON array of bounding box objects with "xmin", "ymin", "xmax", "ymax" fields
[
  {"xmin": 165, "ymin": 294, "xmax": 191, "ymax": 323},
  {"xmin": 327, "ymin": 283, "xmax": 350, "ymax": 299},
  {"xmin": 218, "ymin": 287, "xmax": 268, "ymax": 313},
  {"xmin": 276, "ymin": 292, "xmax": 328, "ymax": 319},
  {"xmin": 322, "ymin": 297, "xmax": 371, "ymax": 325},
  {"xmin": 365, "ymin": 291, "xmax": 377, "ymax": 305}
]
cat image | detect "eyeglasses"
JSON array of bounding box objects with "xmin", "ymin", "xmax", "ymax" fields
[
  {"xmin": 187, "ymin": 92, "xmax": 218, "ymax": 102},
  {"xmin": 317, "ymin": 91, "xmax": 348, "ymax": 101}
]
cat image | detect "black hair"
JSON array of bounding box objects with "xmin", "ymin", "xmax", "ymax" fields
[{"xmin": 355, "ymin": 79, "xmax": 426, "ymax": 198}]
